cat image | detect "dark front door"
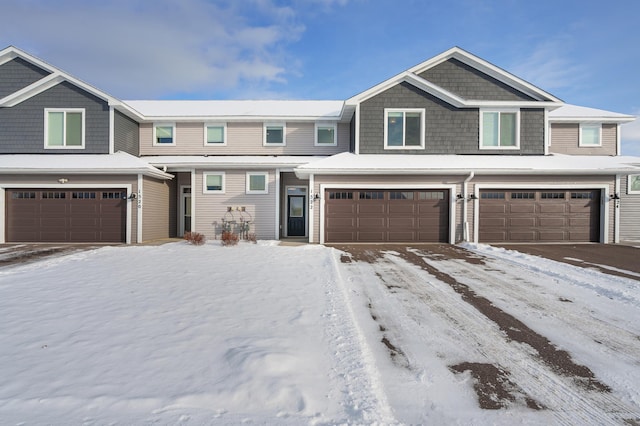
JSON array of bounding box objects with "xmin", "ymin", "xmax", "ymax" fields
[{"xmin": 287, "ymin": 195, "xmax": 306, "ymax": 237}]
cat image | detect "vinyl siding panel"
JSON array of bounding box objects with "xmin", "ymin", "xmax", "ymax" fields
[
  {"xmin": 0, "ymin": 174, "xmax": 139, "ymax": 243},
  {"xmin": 114, "ymin": 110, "xmax": 140, "ymax": 155},
  {"xmin": 358, "ymin": 82, "xmax": 544, "ymax": 155},
  {"xmin": 620, "ymin": 176, "xmax": 640, "ymax": 241},
  {"xmin": 194, "ymin": 169, "xmax": 276, "ymax": 240},
  {"xmin": 0, "ymin": 57, "xmax": 51, "ymax": 99},
  {"xmin": 312, "ymin": 174, "xmax": 464, "ymax": 243},
  {"xmin": 142, "ymin": 176, "xmax": 171, "ymax": 241},
  {"xmin": 550, "ymin": 123, "xmax": 617, "ymax": 155},
  {"xmin": 419, "ymin": 58, "xmax": 536, "ymax": 101},
  {"xmin": 139, "ymin": 122, "xmax": 350, "ymax": 155},
  {"xmin": 0, "ymin": 81, "xmax": 110, "ymax": 154}
]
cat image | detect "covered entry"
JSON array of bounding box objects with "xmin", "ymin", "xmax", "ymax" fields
[
  {"xmin": 478, "ymin": 189, "xmax": 601, "ymax": 242},
  {"xmin": 324, "ymin": 189, "xmax": 449, "ymax": 243},
  {"xmin": 6, "ymin": 189, "xmax": 127, "ymax": 243}
]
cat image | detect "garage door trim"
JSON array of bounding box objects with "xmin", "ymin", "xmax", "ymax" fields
[
  {"xmin": 472, "ymin": 184, "xmax": 608, "ymax": 244},
  {"xmin": 319, "ymin": 183, "xmax": 457, "ymax": 244},
  {"xmin": 1, "ymin": 183, "xmax": 133, "ymax": 244}
]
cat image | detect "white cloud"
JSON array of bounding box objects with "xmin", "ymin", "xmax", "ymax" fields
[{"xmin": 0, "ymin": 0, "xmax": 309, "ymax": 99}]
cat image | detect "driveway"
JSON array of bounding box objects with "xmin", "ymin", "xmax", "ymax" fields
[
  {"xmin": 493, "ymin": 244, "xmax": 640, "ymax": 280},
  {"xmin": 0, "ymin": 244, "xmax": 113, "ymax": 268}
]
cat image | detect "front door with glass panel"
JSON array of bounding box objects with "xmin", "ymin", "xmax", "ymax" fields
[
  {"xmin": 180, "ymin": 186, "xmax": 191, "ymax": 236},
  {"xmin": 287, "ymin": 195, "xmax": 306, "ymax": 237}
]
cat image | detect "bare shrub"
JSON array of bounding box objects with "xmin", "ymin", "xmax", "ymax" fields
[
  {"xmin": 221, "ymin": 231, "xmax": 239, "ymax": 246},
  {"xmin": 184, "ymin": 231, "xmax": 206, "ymax": 246}
]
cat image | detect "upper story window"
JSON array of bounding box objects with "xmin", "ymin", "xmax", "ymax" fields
[
  {"xmin": 579, "ymin": 123, "xmax": 601, "ymax": 147},
  {"xmin": 246, "ymin": 172, "xmax": 269, "ymax": 194},
  {"xmin": 628, "ymin": 175, "xmax": 640, "ymax": 194},
  {"xmin": 315, "ymin": 122, "xmax": 337, "ymax": 146},
  {"xmin": 480, "ymin": 110, "xmax": 519, "ymax": 149},
  {"xmin": 203, "ymin": 172, "xmax": 225, "ymax": 194},
  {"xmin": 154, "ymin": 123, "xmax": 175, "ymax": 146},
  {"xmin": 44, "ymin": 108, "xmax": 85, "ymax": 149},
  {"xmin": 204, "ymin": 123, "xmax": 226, "ymax": 146},
  {"xmin": 384, "ymin": 109, "xmax": 425, "ymax": 149},
  {"xmin": 264, "ymin": 123, "xmax": 286, "ymax": 146}
]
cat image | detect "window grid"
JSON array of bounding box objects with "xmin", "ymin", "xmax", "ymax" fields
[
  {"xmin": 511, "ymin": 192, "xmax": 535, "ymax": 200},
  {"xmin": 390, "ymin": 191, "xmax": 414, "ymax": 200},
  {"xmin": 480, "ymin": 192, "xmax": 505, "ymax": 199},
  {"xmin": 72, "ymin": 192, "xmax": 97, "ymax": 199},
  {"xmin": 541, "ymin": 192, "xmax": 565, "ymax": 199},
  {"xmin": 11, "ymin": 192, "xmax": 36, "ymax": 199},
  {"xmin": 328, "ymin": 191, "xmax": 353, "ymax": 200},
  {"xmin": 571, "ymin": 192, "xmax": 595, "ymax": 199},
  {"xmin": 42, "ymin": 192, "xmax": 66, "ymax": 199},
  {"xmin": 359, "ymin": 191, "xmax": 384, "ymax": 200},
  {"xmin": 419, "ymin": 191, "xmax": 445, "ymax": 200}
]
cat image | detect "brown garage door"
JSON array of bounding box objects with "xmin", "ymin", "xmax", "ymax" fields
[
  {"xmin": 479, "ymin": 189, "xmax": 600, "ymax": 242},
  {"xmin": 325, "ymin": 189, "xmax": 449, "ymax": 243},
  {"xmin": 6, "ymin": 189, "xmax": 126, "ymax": 243}
]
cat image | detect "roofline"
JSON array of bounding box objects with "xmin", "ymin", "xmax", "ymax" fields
[
  {"xmin": 0, "ymin": 167, "xmax": 172, "ymax": 180},
  {"xmin": 295, "ymin": 167, "xmax": 638, "ymax": 177},
  {"xmin": 549, "ymin": 116, "xmax": 636, "ymax": 123}
]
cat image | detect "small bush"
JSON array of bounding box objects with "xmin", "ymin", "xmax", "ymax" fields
[
  {"xmin": 184, "ymin": 231, "xmax": 206, "ymax": 246},
  {"xmin": 221, "ymin": 231, "xmax": 239, "ymax": 246},
  {"xmin": 247, "ymin": 233, "xmax": 257, "ymax": 244}
]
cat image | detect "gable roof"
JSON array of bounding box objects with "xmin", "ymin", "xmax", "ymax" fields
[{"xmin": 346, "ymin": 47, "xmax": 563, "ymax": 108}]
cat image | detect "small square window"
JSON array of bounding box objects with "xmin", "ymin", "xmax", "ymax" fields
[
  {"xmin": 580, "ymin": 124, "xmax": 601, "ymax": 147},
  {"xmin": 264, "ymin": 123, "xmax": 286, "ymax": 146},
  {"xmin": 480, "ymin": 110, "xmax": 519, "ymax": 149},
  {"xmin": 384, "ymin": 109, "xmax": 425, "ymax": 149},
  {"xmin": 154, "ymin": 123, "xmax": 175, "ymax": 145},
  {"xmin": 246, "ymin": 172, "xmax": 268, "ymax": 194},
  {"xmin": 205, "ymin": 123, "xmax": 226, "ymax": 145},
  {"xmin": 44, "ymin": 109, "xmax": 85, "ymax": 149},
  {"xmin": 628, "ymin": 175, "xmax": 640, "ymax": 194},
  {"xmin": 315, "ymin": 123, "xmax": 337, "ymax": 146},
  {"xmin": 203, "ymin": 172, "xmax": 225, "ymax": 193}
]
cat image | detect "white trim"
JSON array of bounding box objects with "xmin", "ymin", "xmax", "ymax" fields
[
  {"xmin": 579, "ymin": 123, "xmax": 602, "ymax": 147},
  {"xmin": 317, "ymin": 183, "xmax": 457, "ymax": 244},
  {"xmin": 109, "ymin": 106, "xmax": 115, "ymax": 154},
  {"xmin": 190, "ymin": 170, "xmax": 196, "ymax": 233},
  {"xmin": 628, "ymin": 174, "xmax": 640, "ymax": 194},
  {"xmin": 479, "ymin": 109, "xmax": 520, "ymax": 150},
  {"xmin": 263, "ymin": 122, "xmax": 286, "ymax": 146},
  {"xmin": 136, "ymin": 174, "xmax": 143, "ymax": 244},
  {"xmin": 0, "ymin": 183, "xmax": 133, "ymax": 244},
  {"xmin": 245, "ymin": 171, "xmax": 269, "ymax": 194},
  {"xmin": 544, "ymin": 109, "xmax": 549, "ymax": 155},
  {"xmin": 615, "ymin": 175, "xmax": 621, "ymax": 244},
  {"xmin": 284, "ymin": 185, "xmax": 309, "ymax": 238},
  {"xmin": 383, "ymin": 108, "xmax": 425, "ymax": 150},
  {"xmin": 308, "ymin": 174, "xmax": 315, "ymax": 243},
  {"xmin": 472, "ymin": 183, "xmax": 610, "ymax": 244},
  {"xmin": 314, "ymin": 122, "xmax": 338, "ymax": 146},
  {"xmin": 179, "ymin": 184, "xmax": 192, "ymax": 236},
  {"xmin": 354, "ymin": 104, "xmax": 360, "ymax": 155},
  {"xmin": 44, "ymin": 108, "xmax": 86, "ymax": 149},
  {"xmin": 153, "ymin": 122, "xmax": 176, "ymax": 146},
  {"xmin": 202, "ymin": 171, "xmax": 225, "ymax": 194},
  {"xmin": 274, "ymin": 169, "xmax": 280, "ymax": 239},
  {"xmin": 616, "ymin": 123, "xmax": 621, "ymax": 155},
  {"xmin": 203, "ymin": 122, "xmax": 227, "ymax": 146}
]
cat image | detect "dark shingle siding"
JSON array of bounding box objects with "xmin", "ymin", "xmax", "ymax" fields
[
  {"xmin": 114, "ymin": 110, "xmax": 139, "ymax": 155},
  {"xmin": 0, "ymin": 81, "xmax": 110, "ymax": 154},
  {"xmin": 419, "ymin": 58, "xmax": 535, "ymax": 101},
  {"xmin": 358, "ymin": 83, "xmax": 545, "ymax": 155},
  {"xmin": 0, "ymin": 58, "xmax": 51, "ymax": 99}
]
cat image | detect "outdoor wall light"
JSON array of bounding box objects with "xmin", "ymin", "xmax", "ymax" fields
[
  {"xmin": 58, "ymin": 178, "xmax": 68, "ymax": 184},
  {"xmin": 456, "ymin": 193, "xmax": 464, "ymax": 200},
  {"xmin": 314, "ymin": 193, "xmax": 320, "ymax": 201},
  {"xmin": 467, "ymin": 194, "xmax": 478, "ymax": 200},
  {"xmin": 610, "ymin": 193, "xmax": 620, "ymax": 200}
]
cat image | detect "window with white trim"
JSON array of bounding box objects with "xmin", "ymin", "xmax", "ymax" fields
[
  {"xmin": 203, "ymin": 172, "xmax": 225, "ymax": 193},
  {"xmin": 629, "ymin": 175, "xmax": 640, "ymax": 194},
  {"xmin": 153, "ymin": 123, "xmax": 175, "ymax": 145},
  {"xmin": 44, "ymin": 108, "xmax": 85, "ymax": 149},
  {"xmin": 315, "ymin": 122, "xmax": 337, "ymax": 146},
  {"xmin": 480, "ymin": 110, "xmax": 519, "ymax": 149},
  {"xmin": 246, "ymin": 172, "xmax": 268, "ymax": 194},
  {"xmin": 384, "ymin": 109, "xmax": 425, "ymax": 149},
  {"xmin": 204, "ymin": 123, "xmax": 226, "ymax": 145},
  {"xmin": 264, "ymin": 123, "xmax": 286, "ymax": 146},
  {"xmin": 579, "ymin": 123, "xmax": 601, "ymax": 147}
]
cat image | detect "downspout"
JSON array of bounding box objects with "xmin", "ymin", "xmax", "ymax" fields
[
  {"xmin": 614, "ymin": 175, "xmax": 621, "ymax": 243},
  {"xmin": 462, "ymin": 171, "xmax": 475, "ymax": 242}
]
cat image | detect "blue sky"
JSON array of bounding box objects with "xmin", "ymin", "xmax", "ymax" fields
[{"xmin": 2, "ymin": 0, "xmax": 639, "ymax": 154}]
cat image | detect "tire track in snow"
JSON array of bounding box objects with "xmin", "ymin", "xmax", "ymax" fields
[
  {"xmin": 321, "ymin": 249, "xmax": 396, "ymax": 424},
  {"xmin": 345, "ymin": 247, "xmax": 639, "ymax": 425}
]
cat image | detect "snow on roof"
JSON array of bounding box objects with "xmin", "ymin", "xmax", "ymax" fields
[
  {"xmin": 295, "ymin": 152, "xmax": 640, "ymax": 176},
  {"xmin": 124, "ymin": 100, "xmax": 345, "ymax": 120},
  {"xmin": 143, "ymin": 155, "xmax": 326, "ymax": 169},
  {"xmin": 549, "ymin": 104, "xmax": 635, "ymax": 122},
  {"xmin": 0, "ymin": 151, "xmax": 171, "ymax": 179}
]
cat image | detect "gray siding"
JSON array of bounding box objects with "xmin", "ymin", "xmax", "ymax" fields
[
  {"xmin": 142, "ymin": 176, "xmax": 171, "ymax": 241},
  {"xmin": 0, "ymin": 81, "xmax": 110, "ymax": 154},
  {"xmin": 419, "ymin": 58, "xmax": 535, "ymax": 101},
  {"xmin": 0, "ymin": 58, "xmax": 50, "ymax": 99},
  {"xmin": 550, "ymin": 123, "xmax": 617, "ymax": 156},
  {"xmin": 358, "ymin": 82, "xmax": 544, "ymax": 155},
  {"xmin": 620, "ymin": 176, "xmax": 640, "ymax": 241},
  {"xmin": 114, "ymin": 110, "xmax": 140, "ymax": 155}
]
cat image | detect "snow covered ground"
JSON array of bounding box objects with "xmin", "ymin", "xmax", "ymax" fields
[{"xmin": 0, "ymin": 241, "xmax": 638, "ymax": 424}]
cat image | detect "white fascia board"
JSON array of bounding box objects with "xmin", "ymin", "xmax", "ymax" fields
[
  {"xmin": 0, "ymin": 167, "xmax": 172, "ymax": 180},
  {"xmin": 549, "ymin": 116, "xmax": 636, "ymax": 123},
  {"xmin": 0, "ymin": 73, "xmax": 64, "ymax": 106},
  {"xmin": 136, "ymin": 114, "xmax": 345, "ymax": 123},
  {"xmin": 295, "ymin": 167, "xmax": 637, "ymax": 177}
]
